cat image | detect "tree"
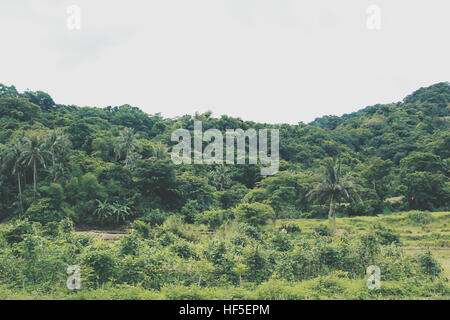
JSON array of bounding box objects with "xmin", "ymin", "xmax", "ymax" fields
[
  {"xmin": 256, "ymin": 171, "xmax": 313, "ymax": 216},
  {"xmin": 20, "ymin": 134, "xmax": 49, "ymax": 197},
  {"xmin": 307, "ymin": 158, "xmax": 362, "ymax": 234},
  {"xmin": 44, "ymin": 130, "xmax": 70, "ymax": 166},
  {"xmin": 233, "ymin": 202, "xmax": 275, "ymax": 227},
  {"xmin": 133, "ymin": 159, "xmax": 178, "ymax": 210},
  {"xmin": 152, "ymin": 142, "xmax": 168, "ymax": 160},
  {"xmin": 0, "ymin": 97, "xmax": 40, "ymax": 121},
  {"xmin": 44, "ymin": 130, "xmax": 71, "ymax": 181},
  {"xmin": 361, "ymin": 157, "xmax": 393, "ymax": 201},
  {"xmin": 115, "ymin": 128, "xmax": 140, "ymax": 168},
  {"xmin": 1, "ymin": 139, "xmax": 25, "ymax": 214},
  {"xmin": 174, "ymin": 172, "xmax": 217, "ymax": 213},
  {"xmin": 208, "ymin": 165, "xmax": 232, "ymax": 191},
  {"xmin": 22, "ymin": 90, "xmax": 55, "ymax": 111},
  {"xmin": 402, "ymin": 171, "xmax": 449, "ymax": 210},
  {"xmin": 400, "ymin": 152, "xmax": 444, "ymax": 175},
  {"xmin": 94, "ymin": 200, "xmax": 133, "ymax": 226},
  {"xmin": 0, "ymin": 83, "xmax": 19, "ymax": 97}
]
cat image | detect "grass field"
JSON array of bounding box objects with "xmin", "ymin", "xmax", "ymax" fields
[{"xmin": 278, "ymin": 211, "xmax": 450, "ymax": 279}]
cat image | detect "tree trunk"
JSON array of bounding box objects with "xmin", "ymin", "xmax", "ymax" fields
[
  {"xmin": 328, "ymin": 195, "xmax": 336, "ymax": 235},
  {"xmin": 33, "ymin": 159, "xmax": 37, "ymax": 197},
  {"xmin": 17, "ymin": 172, "xmax": 23, "ymax": 215}
]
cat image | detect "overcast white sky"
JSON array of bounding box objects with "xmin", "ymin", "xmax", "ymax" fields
[{"xmin": 0, "ymin": 0, "xmax": 448, "ymax": 124}]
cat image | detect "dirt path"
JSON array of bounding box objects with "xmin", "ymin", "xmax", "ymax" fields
[{"xmin": 75, "ymin": 230, "xmax": 129, "ymax": 240}]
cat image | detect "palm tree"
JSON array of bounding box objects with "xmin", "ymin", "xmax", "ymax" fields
[
  {"xmin": 208, "ymin": 165, "xmax": 231, "ymax": 191},
  {"xmin": 307, "ymin": 158, "xmax": 362, "ymax": 234},
  {"xmin": 114, "ymin": 128, "xmax": 140, "ymax": 168},
  {"xmin": 44, "ymin": 130, "xmax": 71, "ymax": 181},
  {"xmin": 45, "ymin": 130, "xmax": 68, "ymax": 165},
  {"xmin": 152, "ymin": 142, "xmax": 168, "ymax": 160},
  {"xmin": 1, "ymin": 140, "xmax": 25, "ymax": 214},
  {"xmin": 20, "ymin": 134, "xmax": 49, "ymax": 197},
  {"xmin": 94, "ymin": 200, "xmax": 133, "ymax": 225}
]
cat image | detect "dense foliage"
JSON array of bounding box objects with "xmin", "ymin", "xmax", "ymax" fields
[
  {"xmin": 0, "ymin": 82, "xmax": 449, "ymax": 226},
  {"xmin": 0, "ymin": 82, "xmax": 449, "ymax": 299},
  {"xmin": 0, "ymin": 215, "xmax": 449, "ymax": 299}
]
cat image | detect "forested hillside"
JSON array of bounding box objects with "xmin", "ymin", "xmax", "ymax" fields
[
  {"xmin": 1, "ymin": 82, "xmax": 449, "ymax": 226},
  {"xmin": 1, "ymin": 82, "xmax": 450, "ymax": 300}
]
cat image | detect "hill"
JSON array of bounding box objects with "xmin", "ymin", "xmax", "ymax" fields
[
  {"xmin": 0, "ymin": 82, "xmax": 449, "ymax": 300},
  {"xmin": 0, "ymin": 82, "xmax": 448, "ymax": 224}
]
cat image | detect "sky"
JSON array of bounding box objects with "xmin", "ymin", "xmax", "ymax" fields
[{"xmin": 0, "ymin": 0, "xmax": 448, "ymax": 124}]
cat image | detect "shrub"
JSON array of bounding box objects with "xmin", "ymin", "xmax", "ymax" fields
[
  {"xmin": 24, "ymin": 198, "xmax": 65, "ymax": 224},
  {"xmin": 130, "ymin": 220, "xmax": 150, "ymax": 238},
  {"xmin": 338, "ymin": 201, "xmax": 376, "ymax": 216},
  {"xmin": 307, "ymin": 276, "xmax": 346, "ymax": 297},
  {"xmin": 415, "ymin": 251, "xmax": 443, "ymax": 277},
  {"xmin": 170, "ymin": 242, "xmax": 198, "ymax": 260},
  {"xmin": 41, "ymin": 221, "xmax": 60, "ymax": 237},
  {"xmin": 3, "ymin": 220, "xmax": 35, "ymax": 244},
  {"xmin": 119, "ymin": 232, "xmax": 141, "ymax": 256},
  {"xmin": 233, "ymin": 203, "xmax": 275, "ymax": 227},
  {"xmin": 314, "ymin": 224, "xmax": 331, "ymax": 236},
  {"xmin": 82, "ymin": 249, "xmax": 116, "ymax": 284},
  {"xmin": 140, "ymin": 208, "xmax": 170, "ymax": 226},
  {"xmin": 271, "ymin": 231, "xmax": 293, "ymax": 252},
  {"xmin": 237, "ymin": 223, "xmax": 261, "ymax": 240},
  {"xmin": 371, "ymin": 224, "xmax": 401, "ymax": 245},
  {"xmin": 279, "ymin": 223, "xmax": 301, "ymax": 233},
  {"xmin": 406, "ymin": 211, "xmax": 435, "ymax": 225},
  {"xmin": 59, "ymin": 218, "xmax": 75, "ymax": 233},
  {"xmin": 195, "ymin": 209, "xmax": 234, "ymax": 229},
  {"xmin": 307, "ymin": 205, "xmax": 328, "ymax": 218},
  {"xmin": 253, "ymin": 280, "xmax": 301, "ymax": 300}
]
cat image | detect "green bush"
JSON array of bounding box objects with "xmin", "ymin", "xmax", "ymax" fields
[
  {"xmin": 407, "ymin": 211, "xmax": 435, "ymax": 224},
  {"xmin": 233, "ymin": 203, "xmax": 275, "ymax": 227},
  {"xmin": 371, "ymin": 224, "xmax": 401, "ymax": 245},
  {"xmin": 415, "ymin": 251, "xmax": 443, "ymax": 277},
  {"xmin": 119, "ymin": 232, "xmax": 140, "ymax": 256},
  {"xmin": 3, "ymin": 220, "xmax": 35, "ymax": 244},
  {"xmin": 82, "ymin": 249, "xmax": 116, "ymax": 285},
  {"xmin": 24, "ymin": 198, "xmax": 66, "ymax": 224},
  {"xmin": 170, "ymin": 242, "xmax": 198, "ymax": 260},
  {"xmin": 195, "ymin": 209, "xmax": 234, "ymax": 229},
  {"xmin": 139, "ymin": 209, "xmax": 170, "ymax": 226},
  {"xmin": 130, "ymin": 220, "xmax": 150, "ymax": 238},
  {"xmin": 279, "ymin": 223, "xmax": 301, "ymax": 233},
  {"xmin": 314, "ymin": 224, "xmax": 331, "ymax": 236},
  {"xmin": 271, "ymin": 231, "xmax": 293, "ymax": 252}
]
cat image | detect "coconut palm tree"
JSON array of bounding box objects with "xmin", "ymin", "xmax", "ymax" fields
[
  {"xmin": 45, "ymin": 130, "xmax": 69, "ymax": 165},
  {"xmin": 1, "ymin": 139, "xmax": 25, "ymax": 214},
  {"xmin": 208, "ymin": 165, "xmax": 231, "ymax": 191},
  {"xmin": 44, "ymin": 130, "xmax": 71, "ymax": 181},
  {"xmin": 307, "ymin": 158, "xmax": 362, "ymax": 234},
  {"xmin": 152, "ymin": 142, "xmax": 168, "ymax": 160},
  {"xmin": 114, "ymin": 128, "xmax": 140, "ymax": 168},
  {"xmin": 20, "ymin": 134, "xmax": 49, "ymax": 197}
]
